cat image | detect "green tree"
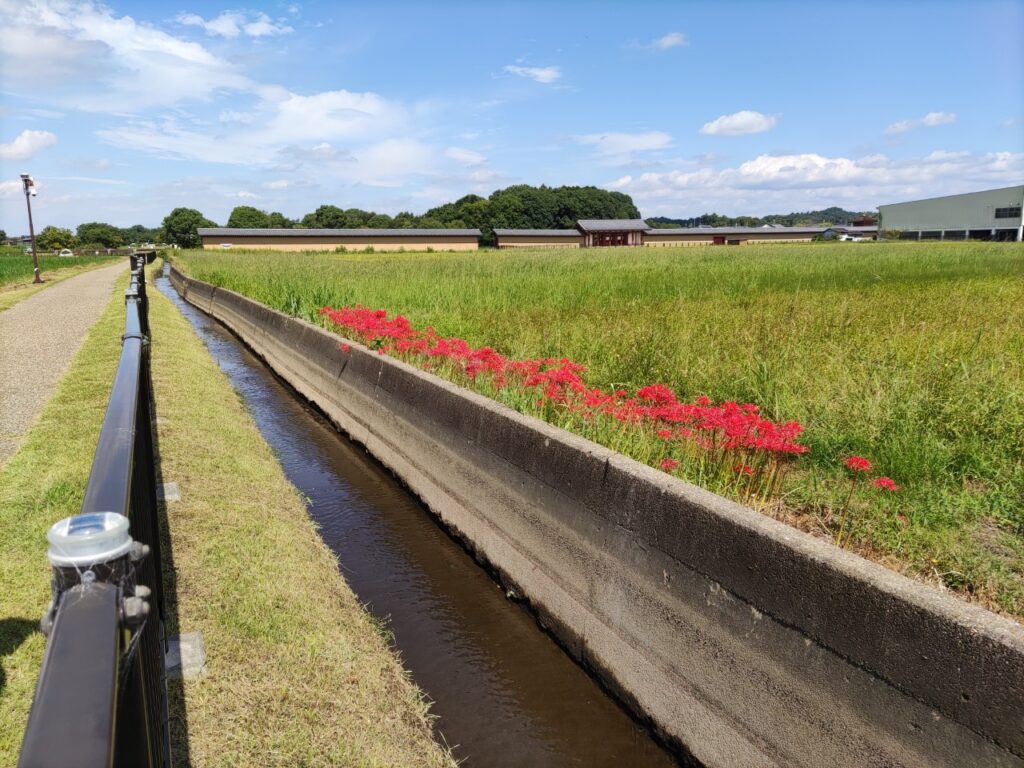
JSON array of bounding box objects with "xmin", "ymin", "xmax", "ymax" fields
[
  {"xmin": 120, "ymin": 224, "xmax": 160, "ymax": 244},
  {"xmin": 36, "ymin": 226, "xmax": 77, "ymax": 251},
  {"xmin": 161, "ymin": 208, "xmax": 215, "ymax": 248},
  {"xmin": 76, "ymin": 222, "xmax": 124, "ymax": 248},
  {"xmin": 366, "ymin": 213, "xmax": 393, "ymax": 228},
  {"xmin": 0, "ymin": 229, "xmax": 7, "ymax": 242},
  {"xmin": 266, "ymin": 211, "xmax": 292, "ymax": 228},
  {"xmin": 226, "ymin": 205, "xmax": 270, "ymax": 229}
]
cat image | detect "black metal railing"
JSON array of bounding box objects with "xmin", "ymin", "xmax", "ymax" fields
[{"xmin": 18, "ymin": 252, "xmax": 169, "ymax": 768}]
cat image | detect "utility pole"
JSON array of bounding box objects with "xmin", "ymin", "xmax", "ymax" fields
[{"xmin": 21, "ymin": 173, "xmax": 42, "ymax": 284}]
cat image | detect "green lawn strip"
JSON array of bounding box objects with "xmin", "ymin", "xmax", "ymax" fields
[
  {"xmin": 0, "ymin": 273, "xmax": 124, "ymax": 763},
  {"xmin": 0, "ymin": 256, "xmax": 124, "ymax": 312},
  {"xmin": 0, "ymin": 266, "xmax": 454, "ymax": 766},
  {"xmin": 173, "ymin": 243, "xmax": 1024, "ymax": 618},
  {"xmin": 148, "ymin": 266, "xmax": 453, "ymax": 767}
]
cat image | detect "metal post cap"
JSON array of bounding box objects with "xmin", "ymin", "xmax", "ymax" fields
[{"xmin": 47, "ymin": 512, "xmax": 132, "ymax": 568}]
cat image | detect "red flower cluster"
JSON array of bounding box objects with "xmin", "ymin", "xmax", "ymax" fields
[
  {"xmin": 873, "ymin": 476, "xmax": 900, "ymax": 492},
  {"xmin": 844, "ymin": 456, "xmax": 872, "ymax": 472},
  {"xmin": 843, "ymin": 455, "xmax": 901, "ymax": 492},
  {"xmin": 320, "ymin": 305, "xmax": 810, "ymax": 482}
]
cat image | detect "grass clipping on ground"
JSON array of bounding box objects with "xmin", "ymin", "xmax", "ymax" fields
[{"xmin": 0, "ymin": 269, "xmax": 455, "ymax": 767}]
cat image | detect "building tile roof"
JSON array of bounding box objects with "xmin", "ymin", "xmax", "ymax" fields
[
  {"xmin": 492, "ymin": 229, "xmax": 584, "ymax": 237},
  {"xmin": 576, "ymin": 219, "xmax": 649, "ymax": 232},
  {"xmin": 198, "ymin": 227, "xmax": 482, "ymax": 237}
]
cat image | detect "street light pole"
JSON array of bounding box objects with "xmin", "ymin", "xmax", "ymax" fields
[{"xmin": 21, "ymin": 173, "xmax": 42, "ymax": 284}]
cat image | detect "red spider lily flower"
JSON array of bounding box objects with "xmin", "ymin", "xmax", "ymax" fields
[
  {"xmin": 660, "ymin": 458, "xmax": 679, "ymax": 471},
  {"xmin": 637, "ymin": 383, "xmax": 677, "ymax": 404},
  {"xmin": 733, "ymin": 464, "xmax": 754, "ymax": 476},
  {"xmin": 844, "ymin": 456, "xmax": 871, "ymax": 472},
  {"xmin": 873, "ymin": 476, "xmax": 900, "ymax": 492},
  {"xmin": 341, "ymin": 343, "xmax": 351, "ymax": 353},
  {"xmin": 319, "ymin": 304, "xmax": 812, "ymax": 464}
]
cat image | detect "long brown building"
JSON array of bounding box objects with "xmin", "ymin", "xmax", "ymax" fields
[
  {"xmin": 198, "ymin": 227, "xmax": 482, "ymax": 252},
  {"xmin": 494, "ymin": 221, "xmax": 876, "ymax": 248},
  {"xmin": 199, "ymin": 221, "xmax": 877, "ymax": 252}
]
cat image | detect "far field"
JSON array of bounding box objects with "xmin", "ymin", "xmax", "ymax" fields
[
  {"xmin": 0, "ymin": 247, "xmax": 123, "ymax": 310},
  {"xmin": 174, "ymin": 242, "xmax": 1024, "ymax": 617},
  {"xmin": 0, "ymin": 246, "xmax": 120, "ymax": 287}
]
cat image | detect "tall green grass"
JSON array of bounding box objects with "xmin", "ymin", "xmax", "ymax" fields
[
  {"xmin": 174, "ymin": 242, "xmax": 1024, "ymax": 616},
  {"xmin": 0, "ymin": 248, "xmax": 121, "ymax": 287}
]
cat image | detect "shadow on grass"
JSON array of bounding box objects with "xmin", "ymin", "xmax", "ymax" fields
[
  {"xmin": 0, "ymin": 618, "xmax": 39, "ymax": 696},
  {"xmin": 148, "ymin": 339, "xmax": 193, "ymax": 767}
]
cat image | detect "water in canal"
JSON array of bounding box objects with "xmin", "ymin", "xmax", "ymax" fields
[{"xmin": 156, "ymin": 274, "xmax": 678, "ymax": 767}]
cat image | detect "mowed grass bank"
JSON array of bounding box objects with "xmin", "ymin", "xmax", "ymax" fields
[
  {"xmin": 175, "ymin": 242, "xmax": 1024, "ymax": 617},
  {"xmin": 0, "ymin": 265, "xmax": 454, "ymax": 766}
]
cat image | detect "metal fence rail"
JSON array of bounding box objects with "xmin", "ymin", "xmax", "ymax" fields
[{"xmin": 18, "ymin": 253, "xmax": 169, "ymax": 768}]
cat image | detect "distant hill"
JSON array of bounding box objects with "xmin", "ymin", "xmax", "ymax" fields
[{"xmin": 648, "ymin": 207, "xmax": 876, "ymax": 229}]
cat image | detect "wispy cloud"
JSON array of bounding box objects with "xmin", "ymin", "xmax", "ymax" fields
[
  {"xmin": 574, "ymin": 131, "xmax": 672, "ymax": 164},
  {"xmin": 700, "ymin": 111, "xmax": 777, "ymax": 136},
  {"xmin": 503, "ymin": 64, "xmax": 561, "ymax": 84},
  {"xmin": 885, "ymin": 111, "xmax": 956, "ymax": 135},
  {"xmin": 176, "ymin": 10, "xmax": 293, "ymax": 38},
  {"xmin": 444, "ymin": 147, "xmax": 486, "ymax": 167},
  {"xmin": 0, "ymin": 129, "xmax": 58, "ymax": 160},
  {"xmin": 650, "ymin": 31, "xmax": 687, "ymax": 49}
]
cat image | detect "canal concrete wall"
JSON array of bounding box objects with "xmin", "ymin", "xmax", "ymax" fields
[{"xmin": 170, "ymin": 266, "xmax": 1024, "ymax": 768}]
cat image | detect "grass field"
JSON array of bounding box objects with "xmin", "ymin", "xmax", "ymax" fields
[
  {"xmin": 0, "ymin": 246, "xmax": 121, "ymax": 289},
  {"xmin": 173, "ymin": 242, "xmax": 1024, "ymax": 617}
]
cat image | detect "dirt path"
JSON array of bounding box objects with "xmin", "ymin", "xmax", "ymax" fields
[{"xmin": 0, "ymin": 260, "xmax": 127, "ymax": 464}]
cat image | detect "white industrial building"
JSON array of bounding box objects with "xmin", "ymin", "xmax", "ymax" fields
[{"xmin": 878, "ymin": 185, "xmax": 1023, "ymax": 241}]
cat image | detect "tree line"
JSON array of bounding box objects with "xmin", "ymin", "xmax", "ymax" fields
[
  {"xmin": 7, "ymin": 222, "xmax": 162, "ymax": 252},
  {"xmin": 161, "ymin": 184, "xmax": 641, "ymax": 247},
  {"xmin": 9, "ymin": 185, "xmax": 639, "ymax": 250},
  {"xmin": 647, "ymin": 206, "xmax": 876, "ymax": 229}
]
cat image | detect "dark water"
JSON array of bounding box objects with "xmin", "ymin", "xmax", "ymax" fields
[{"xmin": 156, "ymin": 274, "xmax": 678, "ymax": 768}]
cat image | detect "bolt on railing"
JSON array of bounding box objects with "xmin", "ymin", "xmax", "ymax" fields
[{"xmin": 18, "ymin": 252, "xmax": 169, "ymax": 768}]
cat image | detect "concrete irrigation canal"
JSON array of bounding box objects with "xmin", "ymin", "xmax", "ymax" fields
[
  {"xmin": 164, "ymin": 265, "xmax": 1024, "ymax": 768},
  {"xmin": 156, "ymin": 271, "xmax": 678, "ymax": 767}
]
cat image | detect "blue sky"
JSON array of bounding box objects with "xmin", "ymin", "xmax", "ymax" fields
[{"xmin": 1, "ymin": 0, "xmax": 1022, "ymax": 231}]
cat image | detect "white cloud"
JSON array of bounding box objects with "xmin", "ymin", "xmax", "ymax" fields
[
  {"xmin": 0, "ymin": 129, "xmax": 58, "ymax": 160},
  {"xmin": 0, "ymin": 180, "xmax": 23, "ymax": 198},
  {"xmin": 1003, "ymin": 118, "xmax": 1018, "ymax": 129},
  {"xmin": 885, "ymin": 111, "xmax": 956, "ymax": 134},
  {"xmin": 503, "ymin": 65, "xmax": 561, "ymax": 84},
  {"xmin": 651, "ymin": 32, "xmax": 687, "ymax": 49},
  {"xmin": 50, "ymin": 175, "xmax": 128, "ymax": 185},
  {"xmin": 884, "ymin": 119, "xmax": 914, "ymax": 135},
  {"xmin": 700, "ymin": 111, "xmax": 777, "ymax": 136},
  {"xmin": 444, "ymin": 147, "xmax": 486, "ymax": 166},
  {"xmin": 177, "ymin": 10, "xmax": 293, "ymax": 38},
  {"xmin": 574, "ymin": 131, "xmax": 672, "ymax": 165},
  {"xmin": 0, "ymin": 0, "xmax": 252, "ymax": 110},
  {"xmin": 607, "ymin": 150, "xmax": 1024, "ymax": 215},
  {"xmin": 219, "ymin": 110, "xmax": 256, "ymax": 124},
  {"xmin": 236, "ymin": 190, "xmax": 259, "ymax": 199},
  {"xmin": 921, "ymin": 111, "xmax": 956, "ymax": 127},
  {"xmin": 263, "ymin": 179, "xmax": 291, "ymax": 189}
]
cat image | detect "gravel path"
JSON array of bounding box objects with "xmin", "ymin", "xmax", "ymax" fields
[{"xmin": 0, "ymin": 260, "xmax": 128, "ymax": 465}]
